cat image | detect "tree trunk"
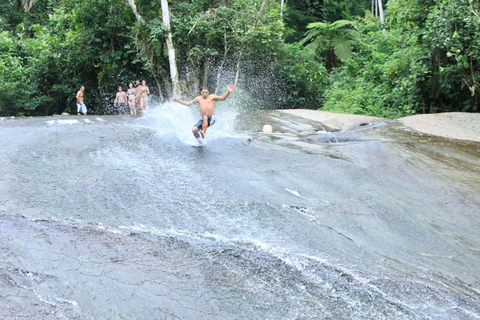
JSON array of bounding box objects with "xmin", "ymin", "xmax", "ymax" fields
[
  {"xmin": 377, "ymin": 0, "xmax": 386, "ymax": 34},
  {"xmin": 203, "ymin": 59, "xmax": 210, "ymax": 88},
  {"xmin": 234, "ymin": 50, "xmax": 243, "ymax": 87},
  {"xmin": 469, "ymin": 0, "xmax": 480, "ymax": 22},
  {"xmin": 20, "ymin": 0, "xmax": 36, "ymax": 12},
  {"xmin": 214, "ymin": 58, "xmax": 227, "ymax": 94},
  {"xmin": 161, "ymin": 73, "xmax": 173, "ymax": 97},
  {"xmin": 280, "ymin": 0, "xmax": 284, "ymax": 21},
  {"xmin": 215, "ymin": 29, "xmax": 230, "ymax": 94},
  {"xmin": 153, "ymin": 75, "xmax": 164, "ymax": 102},
  {"xmin": 188, "ymin": 63, "xmax": 200, "ymax": 94},
  {"xmin": 160, "ymin": 0, "xmax": 181, "ymax": 97},
  {"xmin": 126, "ymin": 0, "xmax": 143, "ymax": 22}
]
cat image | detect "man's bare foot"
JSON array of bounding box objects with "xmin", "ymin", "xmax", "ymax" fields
[{"xmin": 199, "ymin": 130, "xmax": 205, "ymax": 139}]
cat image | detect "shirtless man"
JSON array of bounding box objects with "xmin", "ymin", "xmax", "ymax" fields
[
  {"xmin": 114, "ymin": 85, "xmax": 127, "ymax": 114},
  {"xmin": 173, "ymin": 85, "xmax": 234, "ymax": 142},
  {"xmin": 76, "ymin": 86, "xmax": 87, "ymax": 115},
  {"xmin": 135, "ymin": 80, "xmax": 143, "ymax": 112},
  {"xmin": 140, "ymin": 80, "xmax": 150, "ymax": 111}
]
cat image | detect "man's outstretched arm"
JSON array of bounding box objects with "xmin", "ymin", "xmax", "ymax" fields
[
  {"xmin": 213, "ymin": 85, "xmax": 234, "ymax": 101},
  {"xmin": 172, "ymin": 97, "xmax": 197, "ymax": 106}
]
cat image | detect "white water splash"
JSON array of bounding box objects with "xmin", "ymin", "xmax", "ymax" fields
[
  {"xmin": 137, "ymin": 101, "xmax": 245, "ymax": 145},
  {"xmin": 285, "ymin": 188, "xmax": 308, "ymax": 200}
]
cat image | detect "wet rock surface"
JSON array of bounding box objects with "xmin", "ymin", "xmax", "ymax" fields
[{"xmin": 1, "ymin": 110, "xmax": 480, "ymax": 319}]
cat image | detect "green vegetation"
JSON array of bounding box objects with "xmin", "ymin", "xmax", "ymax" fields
[{"xmin": 0, "ymin": 0, "xmax": 479, "ymax": 117}]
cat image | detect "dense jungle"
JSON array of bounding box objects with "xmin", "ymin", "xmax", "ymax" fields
[{"xmin": 1, "ymin": 0, "xmax": 479, "ymax": 117}]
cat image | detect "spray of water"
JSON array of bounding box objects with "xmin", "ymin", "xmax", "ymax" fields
[{"xmin": 134, "ymin": 100, "xmax": 244, "ymax": 146}]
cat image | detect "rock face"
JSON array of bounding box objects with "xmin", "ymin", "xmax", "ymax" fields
[
  {"xmin": 279, "ymin": 109, "xmax": 384, "ymax": 131},
  {"xmin": 1, "ymin": 114, "xmax": 480, "ymax": 319},
  {"xmin": 263, "ymin": 124, "xmax": 273, "ymax": 133},
  {"xmin": 280, "ymin": 109, "xmax": 480, "ymax": 143},
  {"xmin": 399, "ymin": 112, "xmax": 480, "ymax": 142}
]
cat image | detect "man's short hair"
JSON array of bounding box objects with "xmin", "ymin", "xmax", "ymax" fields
[{"xmin": 201, "ymin": 87, "xmax": 209, "ymax": 92}]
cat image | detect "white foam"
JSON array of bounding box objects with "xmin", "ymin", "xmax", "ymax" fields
[
  {"xmin": 108, "ymin": 224, "xmax": 426, "ymax": 304},
  {"xmin": 83, "ymin": 119, "xmax": 92, "ymax": 123},
  {"xmin": 56, "ymin": 298, "xmax": 79, "ymax": 307},
  {"xmin": 137, "ymin": 101, "xmax": 246, "ymax": 145},
  {"xmin": 56, "ymin": 120, "xmax": 78, "ymax": 125},
  {"xmin": 114, "ymin": 225, "xmax": 327, "ymax": 276},
  {"xmin": 285, "ymin": 188, "xmax": 306, "ymax": 199}
]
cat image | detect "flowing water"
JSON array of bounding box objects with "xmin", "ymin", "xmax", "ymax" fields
[{"xmin": 0, "ymin": 104, "xmax": 479, "ymax": 319}]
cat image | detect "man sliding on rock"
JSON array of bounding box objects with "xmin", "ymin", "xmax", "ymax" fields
[{"xmin": 173, "ymin": 85, "xmax": 234, "ymax": 145}]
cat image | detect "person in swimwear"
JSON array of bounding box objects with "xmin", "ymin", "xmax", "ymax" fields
[
  {"xmin": 127, "ymin": 83, "xmax": 136, "ymax": 116},
  {"xmin": 172, "ymin": 85, "xmax": 234, "ymax": 143},
  {"xmin": 114, "ymin": 85, "xmax": 128, "ymax": 115},
  {"xmin": 76, "ymin": 85, "xmax": 87, "ymax": 115},
  {"xmin": 140, "ymin": 80, "xmax": 150, "ymax": 111},
  {"xmin": 135, "ymin": 80, "xmax": 143, "ymax": 113}
]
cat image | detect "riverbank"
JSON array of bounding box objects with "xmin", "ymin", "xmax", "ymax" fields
[
  {"xmin": 398, "ymin": 112, "xmax": 480, "ymax": 142},
  {"xmin": 279, "ymin": 109, "xmax": 480, "ymax": 142}
]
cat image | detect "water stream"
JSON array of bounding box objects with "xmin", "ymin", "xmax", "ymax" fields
[{"xmin": 0, "ymin": 105, "xmax": 479, "ymax": 319}]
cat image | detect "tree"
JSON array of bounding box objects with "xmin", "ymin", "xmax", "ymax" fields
[
  {"xmin": 18, "ymin": 0, "xmax": 36, "ymax": 12},
  {"xmin": 126, "ymin": 0, "xmax": 144, "ymax": 22},
  {"xmin": 161, "ymin": 0, "xmax": 180, "ymax": 97},
  {"xmin": 300, "ymin": 20, "xmax": 355, "ymax": 68}
]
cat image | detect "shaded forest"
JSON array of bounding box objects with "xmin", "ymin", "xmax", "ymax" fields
[{"xmin": 0, "ymin": 0, "xmax": 479, "ymax": 117}]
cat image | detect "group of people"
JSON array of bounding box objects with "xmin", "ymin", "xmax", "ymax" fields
[
  {"xmin": 114, "ymin": 80, "xmax": 150, "ymax": 116},
  {"xmin": 75, "ymin": 80, "xmax": 150, "ymax": 116},
  {"xmin": 76, "ymin": 81, "xmax": 235, "ymax": 145}
]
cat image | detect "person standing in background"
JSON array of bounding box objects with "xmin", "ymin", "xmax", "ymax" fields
[
  {"xmin": 135, "ymin": 80, "xmax": 143, "ymax": 114},
  {"xmin": 76, "ymin": 86, "xmax": 87, "ymax": 115},
  {"xmin": 127, "ymin": 83, "xmax": 136, "ymax": 116},
  {"xmin": 140, "ymin": 80, "xmax": 150, "ymax": 111},
  {"xmin": 114, "ymin": 85, "xmax": 128, "ymax": 115}
]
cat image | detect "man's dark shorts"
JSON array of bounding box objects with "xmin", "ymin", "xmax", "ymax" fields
[
  {"xmin": 194, "ymin": 115, "xmax": 216, "ymax": 130},
  {"xmin": 116, "ymin": 103, "xmax": 127, "ymax": 114}
]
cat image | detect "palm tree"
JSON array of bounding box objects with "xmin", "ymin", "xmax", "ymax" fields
[{"xmin": 300, "ymin": 20, "xmax": 356, "ymax": 68}]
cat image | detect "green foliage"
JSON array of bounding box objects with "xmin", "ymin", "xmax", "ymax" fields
[
  {"xmin": 421, "ymin": 0, "xmax": 480, "ymax": 112},
  {"xmin": 322, "ymin": 19, "xmax": 429, "ymax": 117},
  {"xmin": 1, "ymin": 0, "xmax": 479, "ymax": 116},
  {"xmin": 270, "ymin": 44, "xmax": 328, "ymax": 109},
  {"xmin": 0, "ymin": 0, "xmax": 138, "ymax": 116},
  {"xmin": 0, "ymin": 31, "xmax": 27, "ymax": 116},
  {"xmin": 284, "ymin": 0, "xmax": 366, "ymax": 42},
  {"xmin": 300, "ymin": 20, "xmax": 355, "ymax": 63},
  {"xmin": 322, "ymin": 0, "xmax": 480, "ymax": 117}
]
